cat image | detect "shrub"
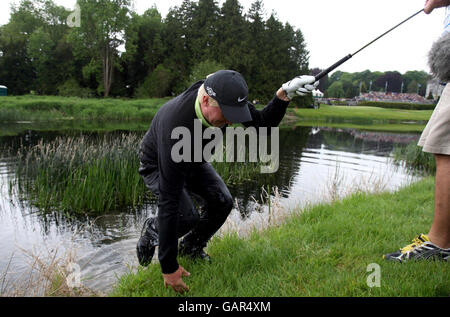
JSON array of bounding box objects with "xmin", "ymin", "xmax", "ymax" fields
[
  {"xmin": 135, "ymin": 64, "xmax": 173, "ymax": 98},
  {"xmin": 57, "ymin": 79, "xmax": 94, "ymax": 98}
]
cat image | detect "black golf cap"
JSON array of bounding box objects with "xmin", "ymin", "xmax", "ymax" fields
[{"xmin": 204, "ymin": 70, "xmax": 252, "ymax": 123}]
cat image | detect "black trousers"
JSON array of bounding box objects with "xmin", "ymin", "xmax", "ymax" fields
[{"xmin": 140, "ymin": 162, "xmax": 234, "ymax": 246}]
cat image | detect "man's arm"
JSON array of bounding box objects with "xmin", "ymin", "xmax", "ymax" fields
[
  {"xmin": 243, "ymin": 95, "xmax": 291, "ymax": 129},
  {"xmin": 242, "ymin": 75, "xmax": 317, "ymax": 129},
  {"xmin": 156, "ymin": 135, "xmax": 190, "ymax": 293}
]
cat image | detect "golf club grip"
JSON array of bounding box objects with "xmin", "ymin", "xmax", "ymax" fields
[{"xmin": 314, "ymin": 54, "xmax": 353, "ymax": 81}]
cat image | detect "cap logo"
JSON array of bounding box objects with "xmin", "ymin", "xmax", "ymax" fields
[
  {"xmin": 206, "ymin": 86, "xmax": 216, "ymax": 97},
  {"xmin": 238, "ymin": 96, "xmax": 246, "ymax": 103}
]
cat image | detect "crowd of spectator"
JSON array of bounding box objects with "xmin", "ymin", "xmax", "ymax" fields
[{"xmin": 356, "ymin": 91, "xmax": 433, "ymax": 104}]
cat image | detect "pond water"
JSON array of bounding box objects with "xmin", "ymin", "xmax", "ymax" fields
[{"xmin": 0, "ymin": 124, "xmax": 422, "ymax": 294}]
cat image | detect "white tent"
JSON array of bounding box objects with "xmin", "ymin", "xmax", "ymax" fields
[
  {"xmin": 0, "ymin": 85, "xmax": 7, "ymax": 96},
  {"xmin": 312, "ymin": 89, "xmax": 324, "ymax": 98}
]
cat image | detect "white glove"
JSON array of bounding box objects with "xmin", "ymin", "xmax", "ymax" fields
[{"xmin": 282, "ymin": 75, "xmax": 319, "ymax": 99}]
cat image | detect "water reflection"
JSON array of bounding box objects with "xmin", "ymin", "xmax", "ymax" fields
[{"xmin": 0, "ymin": 126, "xmax": 421, "ymax": 293}]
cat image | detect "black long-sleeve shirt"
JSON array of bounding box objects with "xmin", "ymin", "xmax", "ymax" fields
[{"xmin": 139, "ymin": 80, "xmax": 290, "ymax": 274}]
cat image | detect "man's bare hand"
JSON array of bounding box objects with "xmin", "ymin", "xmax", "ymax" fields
[
  {"xmin": 424, "ymin": 0, "xmax": 450, "ymax": 14},
  {"xmin": 163, "ymin": 265, "xmax": 190, "ymax": 294}
]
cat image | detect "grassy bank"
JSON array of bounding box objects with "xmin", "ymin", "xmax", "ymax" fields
[
  {"xmin": 294, "ymin": 105, "xmax": 432, "ymax": 122},
  {"xmin": 0, "ymin": 96, "xmax": 170, "ymax": 122},
  {"xmin": 1, "ymin": 96, "xmax": 433, "ymax": 125},
  {"xmin": 111, "ymin": 178, "xmax": 449, "ymax": 297}
]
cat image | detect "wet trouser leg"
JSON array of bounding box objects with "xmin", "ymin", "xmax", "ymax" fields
[
  {"xmin": 182, "ymin": 163, "xmax": 234, "ymax": 246},
  {"xmin": 140, "ymin": 162, "xmax": 233, "ymax": 246},
  {"xmin": 141, "ymin": 169, "xmax": 200, "ymax": 239}
]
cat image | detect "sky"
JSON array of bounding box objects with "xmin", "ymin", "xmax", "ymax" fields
[{"xmin": 0, "ymin": 0, "xmax": 448, "ymax": 74}]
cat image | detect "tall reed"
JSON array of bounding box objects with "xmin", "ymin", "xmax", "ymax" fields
[
  {"xmin": 211, "ymin": 160, "xmax": 262, "ymax": 185},
  {"xmin": 11, "ymin": 134, "xmax": 267, "ymax": 216},
  {"xmin": 12, "ymin": 133, "xmax": 148, "ymax": 215},
  {"xmin": 393, "ymin": 142, "xmax": 436, "ymax": 175}
]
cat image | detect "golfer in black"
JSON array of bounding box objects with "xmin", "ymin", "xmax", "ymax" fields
[{"xmin": 137, "ymin": 70, "xmax": 317, "ymax": 293}]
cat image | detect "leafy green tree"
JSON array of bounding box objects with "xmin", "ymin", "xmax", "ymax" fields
[
  {"xmin": 352, "ymin": 70, "xmax": 372, "ymax": 93},
  {"xmin": 187, "ymin": 59, "xmax": 225, "ymax": 85},
  {"xmin": 123, "ymin": 7, "xmax": 165, "ymax": 96},
  {"xmin": 407, "ymin": 80, "xmax": 419, "ymax": 94},
  {"xmin": 135, "ymin": 64, "xmax": 172, "ymax": 98},
  {"xmin": 374, "ymin": 71, "xmax": 403, "ymax": 92},
  {"xmin": 0, "ymin": 23, "xmax": 35, "ymax": 94},
  {"xmin": 217, "ymin": 0, "xmax": 247, "ymax": 69},
  {"xmin": 360, "ymin": 81, "xmax": 367, "ymax": 94},
  {"xmin": 340, "ymin": 73, "xmax": 358, "ymax": 98},
  {"xmin": 369, "ymin": 71, "xmax": 383, "ymax": 91},
  {"xmin": 403, "ymin": 70, "xmax": 429, "ymax": 95},
  {"xmin": 27, "ymin": 27, "xmax": 55, "ymax": 94},
  {"xmin": 327, "ymin": 81, "xmax": 345, "ymax": 98},
  {"xmin": 329, "ymin": 71, "xmax": 343, "ymax": 85},
  {"xmin": 68, "ymin": 0, "xmax": 131, "ymax": 97},
  {"xmin": 0, "ymin": 0, "xmax": 44, "ymax": 94},
  {"xmin": 1, "ymin": 0, "xmax": 311, "ymax": 99},
  {"xmin": 163, "ymin": 0, "xmax": 197, "ymax": 93},
  {"xmin": 244, "ymin": 0, "xmax": 266, "ymax": 99},
  {"xmin": 259, "ymin": 14, "xmax": 288, "ymax": 95},
  {"xmin": 285, "ymin": 23, "xmax": 309, "ymax": 75},
  {"xmin": 190, "ymin": 0, "xmax": 220, "ymax": 63}
]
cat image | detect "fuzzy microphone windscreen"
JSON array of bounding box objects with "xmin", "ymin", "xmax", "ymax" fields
[{"xmin": 428, "ymin": 32, "xmax": 450, "ymax": 82}]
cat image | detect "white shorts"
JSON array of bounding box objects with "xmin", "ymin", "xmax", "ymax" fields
[{"xmin": 418, "ymin": 84, "xmax": 450, "ymax": 155}]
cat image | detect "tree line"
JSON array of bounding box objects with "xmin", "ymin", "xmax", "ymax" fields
[
  {"xmin": 0, "ymin": 0, "xmax": 431, "ymax": 103},
  {"xmin": 0, "ymin": 0, "xmax": 310, "ymax": 104},
  {"xmin": 314, "ymin": 69, "xmax": 431, "ymax": 99}
]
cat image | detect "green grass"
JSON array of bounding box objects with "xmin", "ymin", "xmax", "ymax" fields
[
  {"xmin": 0, "ymin": 95, "xmax": 170, "ymax": 122},
  {"xmin": 111, "ymin": 177, "xmax": 449, "ymax": 297},
  {"xmin": 294, "ymin": 105, "xmax": 432, "ymax": 122}
]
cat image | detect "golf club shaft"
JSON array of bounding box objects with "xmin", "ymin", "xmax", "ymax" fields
[{"xmin": 314, "ymin": 9, "xmax": 424, "ymax": 81}]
